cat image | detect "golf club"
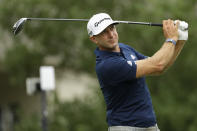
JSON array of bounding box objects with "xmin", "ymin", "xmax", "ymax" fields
[{"xmin": 13, "ymin": 17, "xmax": 163, "ymax": 35}]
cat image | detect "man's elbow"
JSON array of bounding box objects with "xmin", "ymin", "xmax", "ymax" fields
[
  {"xmin": 136, "ymin": 58, "xmax": 169, "ymax": 77},
  {"xmin": 154, "ymin": 62, "xmax": 166, "ymax": 75}
]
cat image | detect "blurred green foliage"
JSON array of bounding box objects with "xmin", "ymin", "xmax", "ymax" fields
[
  {"xmin": 0, "ymin": 0, "xmax": 197, "ymax": 130},
  {"xmin": 49, "ymin": 88, "xmax": 107, "ymax": 131},
  {"xmin": 14, "ymin": 113, "xmax": 42, "ymax": 131}
]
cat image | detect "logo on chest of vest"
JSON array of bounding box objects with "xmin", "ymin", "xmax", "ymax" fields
[
  {"xmin": 127, "ymin": 61, "xmax": 133, "ymax": 66},
  {"xmin": 130, "ymin": 54, "xmax": 136, "ymax": 60}
]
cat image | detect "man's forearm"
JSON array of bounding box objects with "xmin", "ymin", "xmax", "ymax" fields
[
  {"xmin": 136, "ymin": 19, "xmax": 180, "ymax": 78},
  {"xmin": 136, "ymin": 42, "xmax": 176, "ymax": 77},
  {"xmin": 151, "ymin": 41, "xmax": 176, "ymax": 69},
  {"xmin": 165, "ymin": 40, "xmax": 186, "ymax": 68}
]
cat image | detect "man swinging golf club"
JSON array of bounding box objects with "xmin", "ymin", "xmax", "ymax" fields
[{"xmin": 87, "ymin": 13, "xmax": 188, "ymax": 131}]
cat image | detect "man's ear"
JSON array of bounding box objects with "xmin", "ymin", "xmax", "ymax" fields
[{"xmin": 89, "ymin": 36, "xmax": 98, "ymax": 44}]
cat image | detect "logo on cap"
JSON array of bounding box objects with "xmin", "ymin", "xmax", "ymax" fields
[{"xmin": 94, "ymin": 18, "xmax": 111, "ymax": 27}]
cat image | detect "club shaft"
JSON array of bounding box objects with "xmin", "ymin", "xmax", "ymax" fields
[
  {"xmin": 26, "ymin": 18, "xmax": 162, "ymax": 26},
  {"xmin": 13, "ymin": 17, "xmax": 163, "ymax": 35},
  {"xmin": 27, "ymin": 18, "xmax": 89, "ymax": 22},
  {"xmin": 117, "ymin": 21, "xmax": 163, "ymax": 26}
]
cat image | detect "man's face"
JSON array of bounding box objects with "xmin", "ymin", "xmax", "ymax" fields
[{"xmin": 91, "ymin": 24, "xmax": 119, "ymax": 51}]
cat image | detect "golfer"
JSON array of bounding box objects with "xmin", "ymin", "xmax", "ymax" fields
[{"xmin": 87, "ymin": 13, "xmax": 188, "ymax": 131}]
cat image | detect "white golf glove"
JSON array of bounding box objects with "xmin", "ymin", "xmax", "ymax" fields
[{"xmin": 175, "ymin": 20, "xmax": 188, "ymax": 41}]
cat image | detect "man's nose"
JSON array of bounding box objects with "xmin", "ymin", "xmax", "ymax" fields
[{"xmin": 107, "ymin": 30, "xmax": 114, "ymax": 38}]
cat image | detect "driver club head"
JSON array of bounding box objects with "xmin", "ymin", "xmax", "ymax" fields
[{"xmin": 13, "ymin": 18, "xmax": 27, "ymax": 35}]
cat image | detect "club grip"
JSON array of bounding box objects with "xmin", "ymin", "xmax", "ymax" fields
[{"xmin": 150, "ymin": 23, "xmax": 163, "ymax": 27}]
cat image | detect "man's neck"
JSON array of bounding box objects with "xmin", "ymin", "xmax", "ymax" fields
[{"xmin": 99, "ymin": 44, "xmax": 120, "ymax": 52}]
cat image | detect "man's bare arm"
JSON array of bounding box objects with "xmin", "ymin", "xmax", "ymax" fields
[
  {"xmin": 165, "ymin": 40, "xmax": 186, "ymax": 69},
  {"xmin": 135, "ymin": 19, "xmax": 179, "ymax": 78},
  {"xmin": 135, "ymin": 41, "xmax": 176, "ymax": 77}
]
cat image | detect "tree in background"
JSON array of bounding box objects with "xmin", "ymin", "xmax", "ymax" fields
[{"xmin": 49, "ymin": 87, "xmax": 107, "ymax": 131}]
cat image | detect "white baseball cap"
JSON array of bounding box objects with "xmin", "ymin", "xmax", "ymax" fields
[{"xmin": 87, "ymin": 13, "xmax": 118, "ymax": 37}]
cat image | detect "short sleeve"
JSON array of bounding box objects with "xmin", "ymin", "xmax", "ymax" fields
[
  {"xmin": 124, "ymin": 44, "xmax": 148, "ymax": 60},
  {"xmin": 134, "ymin": 51, "xmax": 148, "ymax": 60},
  {"xmin": 98, "ymin": 57, "xmax": 137, "ymax": 86}
]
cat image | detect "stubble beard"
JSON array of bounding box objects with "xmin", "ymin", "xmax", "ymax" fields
[{"xmin": 100, "ymin": 41, "xmax": 118, "ymax": 51}]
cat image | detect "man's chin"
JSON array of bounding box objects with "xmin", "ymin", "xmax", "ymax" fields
[
  {"xmin": 108, "ymin": 43, "xmax": 119, "ymax": 50},
  {"xmin": 111, "ymin": 42, "xmax": 118, "ymax": 48},
  {"xmin": 99, "ymin": 42, "xmax": 119, "ymax": 51}
]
